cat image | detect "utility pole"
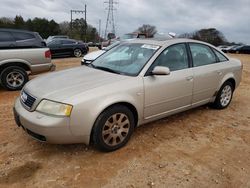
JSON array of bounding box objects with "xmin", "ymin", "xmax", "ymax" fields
[
  {"xmin": 98, "ymin": 19, "xmax": 101, "ymax": 42},
  {"xmin": 104, "ymin": 0, "xmax": 118, "ymax": 39},
  {"xmin": 70, "ymin": 4, "xmax": 87, "ymax": 41}
]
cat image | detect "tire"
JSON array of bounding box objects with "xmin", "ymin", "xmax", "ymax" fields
[
  {"xmin": 73, "ymin": 48, "xmax": 83, "ymax": 57},
  {"xmin": 212, "ymin": 81, "xmax": 234, "ymax": 109},
  {"xmin": 0, "ymin": 66, "xmax": 28, "ymax": 91},
  {"xmin": 92, "ymin": 105, "xmax": 135, "ymax": 152}
]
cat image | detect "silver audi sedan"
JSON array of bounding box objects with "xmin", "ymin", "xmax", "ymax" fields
[{"xmin": 14, "ymin": 38, "xmax": 242, "ymax": 151}]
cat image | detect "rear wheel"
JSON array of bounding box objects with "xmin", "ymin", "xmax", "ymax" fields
[
  {"xmin": 92, "ymin": 105, "xmax": 135, "ymax": 152},
  {"xmin": 73, "ymin": 48, "xmax": 83, "ymax": 57},
  {"xmin": 0, "ymin": 66, "xmax": 28, "ymax": 91},
  {"xmin": 212, "ymin": 81, "xmax": 234, "ymax": 109}
]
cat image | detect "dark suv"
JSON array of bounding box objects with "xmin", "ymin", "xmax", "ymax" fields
[{"xmin": 0, "ymin": 28, "xmax": 46, "ymax": 49}]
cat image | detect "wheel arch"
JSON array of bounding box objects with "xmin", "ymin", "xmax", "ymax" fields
[
  {"xmin": 218, "ymin": 74, "xmax": 236, "ymax": 92},
  {"xmin": 0, "ymin": 62, "xmax": 30, "ymax": 75},
  {"xmin": 89, "ymin": 101, "xmax": 139, "ymax": 144}
]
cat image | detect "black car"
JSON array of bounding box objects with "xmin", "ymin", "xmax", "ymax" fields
[
  {"xmin": 232, "ymin": 45, "xmax": 250, "ymax": 54},
  {"xmin": 47, "ymin": 39, "xmax": 89, "ymax": 58},
  {"xmin": 0, "ymin": 28, "xmax": 46, "ymax": 49}
]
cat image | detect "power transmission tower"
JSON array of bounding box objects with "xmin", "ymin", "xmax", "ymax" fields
[{"xmin": 104, "ymin": 0, "xmax": 118, "ymax": 39}]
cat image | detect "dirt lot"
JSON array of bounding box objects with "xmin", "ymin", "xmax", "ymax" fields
[{"xmin": 0, "ymin": 53, "xmax": 250, "ymax": 188}]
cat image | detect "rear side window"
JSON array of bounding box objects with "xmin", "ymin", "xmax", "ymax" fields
[
  {"xmin": 243, "ymin": 46, "xmax": 250, "ymax": 50},
  {"xmin": 62, "ymin": 40, "xmax": 75, "ymax": 44},
  {"xmin": 0, "ymin": 31, "xmax": 15, "ymax": 42},
  {"xmin": 190, "ymin": 43, "xmax": 217, "ymax": 67},
  {"xmin": 213, "ymin": 49, "xmax": 228, "ymax": 62},
  {"xmin": 12, "ymin": 32, "xmax": 35, "ymax": 41}
]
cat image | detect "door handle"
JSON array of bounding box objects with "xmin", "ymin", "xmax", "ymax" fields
[{"xmin": 186, "ymin": 76, "xmax": 193, "ymax": 81}]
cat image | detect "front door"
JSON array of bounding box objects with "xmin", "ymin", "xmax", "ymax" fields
[{"xmin": 143, "ymin": 43, "xmax": 193, "ymax": 120}]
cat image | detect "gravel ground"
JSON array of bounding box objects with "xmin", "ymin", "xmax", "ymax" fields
[{"xmin": 0, "ymin": 53, "xmax": 249, "ymax": 188}]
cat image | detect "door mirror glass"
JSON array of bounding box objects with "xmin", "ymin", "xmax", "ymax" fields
[{"xmin": 151, "ymin": 66, "xmax": 170, "ymax": 75}]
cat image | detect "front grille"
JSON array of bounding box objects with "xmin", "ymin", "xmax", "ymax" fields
[{"xmin": 20, "ymin": 90, "xmax": 36, "ymax": 109}]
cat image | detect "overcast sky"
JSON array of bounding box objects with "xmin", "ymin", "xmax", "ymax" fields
[{"xmin": 1, "ymin": 0, "xmax": 250, "ymax": 43}]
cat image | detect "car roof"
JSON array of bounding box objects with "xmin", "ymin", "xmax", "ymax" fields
[
  {"xmin": 127, "ymin": 38, "xmax": 215, "ymax": 47},
  {"xmin": 52, "ymin": 38, "xmax": 76, "ymax": 42},
  {"xmin": 0, "ymin": 28, "xmax": 35, "ymax": 34}
]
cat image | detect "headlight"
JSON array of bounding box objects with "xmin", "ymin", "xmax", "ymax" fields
[{"xmin": 36, "ymin": 100, "xmax": 73, "ymax": 117}]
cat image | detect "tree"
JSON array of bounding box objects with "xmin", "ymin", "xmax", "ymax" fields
[
  {"xmin": 14, "ymin": 15, "xmax": 25, "ymax": 29},
  {"xmin": 0, "ymin": 15, "xmax": 100, "ymax": 42},
  {"xmin": 179, "ymin": 28, "xmax": 227, "ymax": 46},
  {"xmin": 136, "ymin": 24, "xmax": 157, "ymax": 38},
  {"xmin": 59, "ymin": 21, "xmax": 70, "ymax": 35}
]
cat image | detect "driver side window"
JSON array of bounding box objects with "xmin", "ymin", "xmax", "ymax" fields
[{"xmin": 152, "ymin": 43, "xmax": 189, "ymax": 71}]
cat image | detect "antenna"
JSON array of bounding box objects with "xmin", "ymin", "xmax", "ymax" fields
[{"xmin": 104, "ymin": 0, "xmax": 118, "ymax": 39}]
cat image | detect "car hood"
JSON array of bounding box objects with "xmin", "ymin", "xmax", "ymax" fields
[
  {"xmin": 24, "ymin": 66, "xmax": 128, "ymax": 102},
  {"xmin": 83, "ymin": 50, "xmax": 105, "ymax": 61}
]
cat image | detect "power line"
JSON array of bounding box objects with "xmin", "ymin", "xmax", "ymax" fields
[{"xmin": 70, "ymin": 4, "xmax": 87, "ymax": 41}]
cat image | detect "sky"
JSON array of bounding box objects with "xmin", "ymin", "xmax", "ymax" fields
[{"xmin": 0, "ymin": 0, "xmax": 250, "ymax": 44}]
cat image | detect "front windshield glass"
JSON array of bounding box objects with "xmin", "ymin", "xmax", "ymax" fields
[
  {"xmin": 92, "ymin": 43, "xmax": 160, "ymax": 76},
  {"xmin": 105, "ymin": 41, "xmax": 120, "ymax": 51}
]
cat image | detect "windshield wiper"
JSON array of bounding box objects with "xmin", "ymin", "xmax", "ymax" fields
[{"xmin": 94, "ymin": 66, "xmax": 121, "ymax": 74}]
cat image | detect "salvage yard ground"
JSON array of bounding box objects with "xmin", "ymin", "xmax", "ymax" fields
[{"xmin": 0, "ymin": 52, "xmax": 250, "ymax": 188}]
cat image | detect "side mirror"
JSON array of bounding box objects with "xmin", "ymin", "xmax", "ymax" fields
[{"xmin": 151, "ymin": 66, "xmax": 170, "ymax": 76}]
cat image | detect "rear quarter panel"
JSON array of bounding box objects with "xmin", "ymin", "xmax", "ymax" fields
[
  {"xmin": 0, "ymin": 48, "xmax": 52, "ymax": 74},
  {"xmin": 217, "ymin": 58, "xmax": 242, "ymax": 91}
]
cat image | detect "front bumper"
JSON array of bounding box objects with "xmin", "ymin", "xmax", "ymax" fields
[{"xmin": 13, "ymin": 97, "xmax": 85, "ymax": 144}]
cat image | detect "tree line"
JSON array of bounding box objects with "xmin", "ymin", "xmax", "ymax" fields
[
  {"xmin": 0, "ymin": 16, "xmax": 238, "ymax": 46},
  {"xmin": 135, "ymin": 24, "xmax": 237, "ymax": 46},
  {"xmin": 0, "ymin": 15, "xmax": 99, "ymax": 42}
]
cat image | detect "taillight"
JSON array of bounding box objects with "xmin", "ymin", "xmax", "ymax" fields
[{"xmin": 45, "ymin": 50, "xmax": 51, "ymax": 58}]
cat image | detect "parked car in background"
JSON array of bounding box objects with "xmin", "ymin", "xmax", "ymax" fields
[
  {"xmin": 120, "ymin": 32, "xmax": 147, "ymax": 40},
  {"xmin": 81, "ymin": 41, "xmax": 121, "ymax": 65},
  {"xmin": 0, "ymin": 28, "xmax": 46, "ymax": 49},
  {"xmin": 14, "ymin": 38, "xmax": 242, "ymax": 151},
  {"xmin": 87, "ymin": 42, "xmax": 102, "ymax": 49},
  {"xmin": 0, "ymin": 48, "xmax": 54, "ymax": 90},
  {"xmin": 47, "ymin": 39, "xmax": 89, "ymax": 58},
  {"xmin": 217, "ymin": 45, "xmax": 228, "ymax": 50},
  {"xmin": 219, "ymin": 45, "xmax": 237, "ymax": 53},
  {"xmin": 46, "ymin": 35, "xmax": 69, "ymax": 43},
  {"xmin": 229, "ymin": 45, "xmax": 250, "ymax": 54}
]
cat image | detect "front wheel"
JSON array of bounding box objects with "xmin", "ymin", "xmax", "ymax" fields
[
  {"xmin": 92, "ymin": 105, "xmax": 135, "ymax": 152},
  {"xmin": 212, "ymin": 81, "xmax": 234, "ymax": 109},
  {"xmin": 0, "ymin": 66, "xmax": 29, "ymax": 91}
]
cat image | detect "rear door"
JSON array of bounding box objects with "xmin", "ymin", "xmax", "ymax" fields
[
  {"xmin": 189, "ymin": 43, "xmax": 226, "ymax": 106},
  {"xmin": 143, "ymin": 43, "xmax": 193, "ymax": 119},
  {"xmin": 0, "ymin": 31, "xmax": 16, "ymax": 49},
  {"xmin": 61, "ymin": 40, "xmax": 76, "ymax": 55},
  {"xmin": 48, "ymin": 40, "xmax": 63, "ymax": 56}
]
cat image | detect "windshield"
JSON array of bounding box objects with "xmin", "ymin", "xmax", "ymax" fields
[
  {"xmin": 91, "ymin": 43, "xmax": 159, "ymax": 76},
  {"xmin": 105, "ymin": 41, "xmax": 120, "ymax": 51}
]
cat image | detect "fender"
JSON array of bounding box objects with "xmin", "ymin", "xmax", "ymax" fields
[
  {"xmin": 69, "ymin": 92, "xmax": 143, "ymax": 143},
  {"xmin": 0, "ymin": 58, "xmax": 31, "ymax": 68}
]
